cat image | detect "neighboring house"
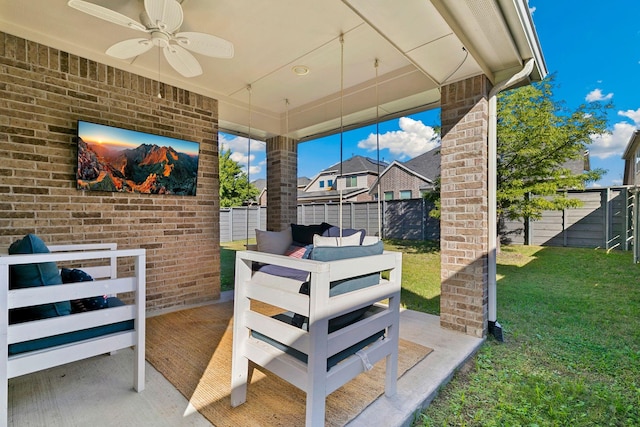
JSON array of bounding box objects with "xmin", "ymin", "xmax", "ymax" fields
[
  {"xmin": 255, "ymin": 177, "xmax": 311, "ymax": 206},
  {"xmin": 371, "ymin": 146, "xmax": 441, "ymax": 200},
  {"xmin": 370, "ymin": 145, "xmax": 590, "ymax": 201},
  {"xmin": 252, "ymin": 178, "xmax": 266, "ymax": 205},
  {"xmin": 298, "ymin": 156, "xmax": 388, "ymax": 204},
  {"xmin": 562, "ymin": 150, "xmax": 591, "ymax": 176},
  {"xmin": 623, "ymin": 130, "xmax": 640, "ymax": 186}
]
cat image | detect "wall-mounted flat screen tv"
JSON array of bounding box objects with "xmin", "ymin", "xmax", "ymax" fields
[{"xmin": 76, "ymin": 121, "xmax": 199, "ymax": 196}]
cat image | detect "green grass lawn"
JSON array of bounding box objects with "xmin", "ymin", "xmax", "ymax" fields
[
  {"xmin": 220, "ymin": 239, "xmax": 254, "ymax": 292},
  {"xmin": 417, "ymin": 245, "xmax": 640, "ymax": 426},
  {"xmin": 220, "ymin": 240, "xmax": 640, "ymax": 425}
]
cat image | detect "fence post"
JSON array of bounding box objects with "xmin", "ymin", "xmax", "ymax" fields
[
  {"xmin": 420, "ymin": 197, "xmax": 427, "ymax": 241},
  {"xmin": 602, "ymin": 188, "xmax": 609, "ymax": 250},
  {"xmin": 625, "ymin": 187, "xmax": 632, "ymax": 251},
  {"xmin": 350, "ymin": 203, "xmax": 355, "ymax": 229},
  {"xmin": 381, "ymin": 200, "xmax": 386, "ymax": 239},
  {"xmin": 631, "ymin": 187, "xmax": 640, "ymax": 264}
]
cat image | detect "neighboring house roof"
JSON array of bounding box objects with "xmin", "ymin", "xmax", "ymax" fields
[
  {"xmin": 254, "ymin": 177, "xmax": 310, "ymax": 191},
  {"xmin": 252, "ymin": 178, "xmax": 266, "ymax": 192},
  {"xmin": 320, "ymin": 155, "xmax": 388, "ymax": 175},
  {"xmin": 370, "ymin": 146, "xmax": 441, "ymax": 194},
  {"xmin": 297, "ymin": 177, "xmax": 311, "ymax": 187},
  {"xmin": 561, "ymin": 151, "xmax": 590, "ymax": 175},
  {"xmin": 303, "ymin": 155, "xmax": 387, "ymax": 193},
  {"xmin": 255, "ymin": 177, "xmax": 313, "ymax": 205},
  {"xmin": 298, "ymin": 187, "xmax": 369, "ymax": 203},
  {"xmin": 401, "ymin": 147, "xmax": 441, "ymax": 182}
]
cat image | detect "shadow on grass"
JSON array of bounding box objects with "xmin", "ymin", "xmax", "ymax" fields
[
  {"xmin": 401, "ymin": 287, "xmax": 440, "ymax": 315},
  {"xmin": 383, "ymin": 238, "xmax": 439, "ymax": 254}
]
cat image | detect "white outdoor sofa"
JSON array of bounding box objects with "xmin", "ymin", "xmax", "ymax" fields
[
  {"xmin": 0, "ymin": 240, "xmax": 146, "ymax": 427},
  {"xmin": 231, "ymin": 235, "xmax": 402, "ymax": 427}
]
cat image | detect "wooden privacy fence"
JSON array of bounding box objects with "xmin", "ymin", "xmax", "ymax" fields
[
  {"xmin": 220, "ymin": 186, "xmax": 634, "ymax": 252},
  {"xmin": 500, "ymin": 187, "xmax": 632, "ymax": 251},
  {"xmin": 219, "ymin": 199, "xmax": 439, "ymax": 243}
]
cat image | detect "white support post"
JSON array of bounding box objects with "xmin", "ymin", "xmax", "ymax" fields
[
  {"xmin": 230, "ymin": 255, "xmax": 253, "ymax": 407},
  {"xmin": 0, "ymin": 263, "xmax": 8, "ymax": 427},
  {"xmin": 306, "ymin": 266, "xmax": 330, "ymax": 427},
  {"xmin": 384, "ymin": 252, "xmax": 402, "ymax": 397},
  {"xmin": 134, "ymin": 251, "xmax": 146, "ymax": 392}
]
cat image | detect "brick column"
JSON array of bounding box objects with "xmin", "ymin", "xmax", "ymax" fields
[
  {"xmin": 266, "ymin": 135, "xmax": 298, "ymax": 231},
  {"xmin": 439, "ymin": 75, "xmax": 491, "ymax": 338}
]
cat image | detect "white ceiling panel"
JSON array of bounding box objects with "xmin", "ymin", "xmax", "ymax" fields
[{"xmin": 0, "ymin": 0, "xmax": 546, "ymax": 140}]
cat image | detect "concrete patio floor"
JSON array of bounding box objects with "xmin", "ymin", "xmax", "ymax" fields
[{"xmin": 8, "ymin": 291, "xmax": 484, "ymax": 427}]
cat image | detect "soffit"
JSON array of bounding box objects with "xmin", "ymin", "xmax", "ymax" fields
[{"xmin": 0, "ymin": 0, "xmax": 546, "ymax": 140}]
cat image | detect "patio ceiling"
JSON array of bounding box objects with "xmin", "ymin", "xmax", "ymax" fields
[{"xmin": 0, "ymin": 0, "xmax": 546, "ymax": 141}]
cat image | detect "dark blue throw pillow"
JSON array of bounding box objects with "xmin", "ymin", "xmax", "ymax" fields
[
  {"xmin": 290, "ymin": 223, "xmax": 333, "ymax": 245},
  {"xmin": 322, "ymin": 226, "xmax": 367, "ymax": 245},
  {"xmin": 61, "ymin": 268, "xmax": 109, "ymax": 312},
  {"xmin": 8, "ymin": 234, "xmax": 71, "ymax": 322}
]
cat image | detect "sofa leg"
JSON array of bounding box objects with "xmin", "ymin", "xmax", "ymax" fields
[
  {"xmin": 230, "ymin": 355, "xmax": 248, "ymax": 407},
  {"xmin": 306, "ymin": 386, "xmax": 326, "ymax": 427}
]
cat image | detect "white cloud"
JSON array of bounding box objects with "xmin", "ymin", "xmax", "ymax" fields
[
  {"xmin": 589, "ymin": 121, "xmax": 636, "ymax": 159},
  {"xmin": 219, "ymin": 133, "xmax": 265, "ymax": 176},
  {"xmin": 357, "ymin": 117, "xmax": 440, "ymax": 159},
  {"xmin": 229, "ymin": 151, "xmax": 253, "ymax": 164},
  {"xmin": 619, "ymin": 108, "xmax": 640, "ymax": 125},
  {"xmin": 219, "ymin": 133, "xmax": 265, "ymax": 154},
  {"xmin": 585, "ymin": 88, "xmax": 613, "ymax": 102}
]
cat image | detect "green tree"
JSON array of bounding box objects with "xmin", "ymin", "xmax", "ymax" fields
[
  {"xmin": 219, "ymin": 149, "xmax": 259, "ymax": 207},
  {"xmin": 427, "ymin": 75, "xmax": 610, "ymax": 221},
  {"xmin": 496, "ymin": 74, "xmax": 609, "ymax": 221}
]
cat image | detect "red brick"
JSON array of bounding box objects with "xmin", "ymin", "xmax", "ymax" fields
[{"xmin": 0, "ymin": 31, "xmax": 221, "ymax": 310}]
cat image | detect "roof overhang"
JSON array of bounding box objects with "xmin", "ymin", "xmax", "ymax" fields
[{"xmin": 0, "ymin": 0, "xmax": 547, "ymax": 141}]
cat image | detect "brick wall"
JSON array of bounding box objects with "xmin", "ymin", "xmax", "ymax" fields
[
  {"xmin": 378, "ymin": 166, "xmax": 425, "ymax": 199},
  {"xmin": 266, "ymin": 135, "xmax": 297, "ymax": 231},
  {"xmin": 439, "ymin": 75, "xmax": 490, "ymax": 338},
  {"xmin": 0, "ymin": 32, "xmax": 221, "ymax": 311}
]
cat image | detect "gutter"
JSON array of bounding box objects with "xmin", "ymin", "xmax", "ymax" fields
[{"xmin": 487, "ymin": 58, "xmax": 536, "ymax": 341}]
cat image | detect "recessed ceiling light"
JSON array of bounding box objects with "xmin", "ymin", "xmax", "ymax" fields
[{"xmin": 292, "ymin": 65, "xmax": 310, "ymax": 76}]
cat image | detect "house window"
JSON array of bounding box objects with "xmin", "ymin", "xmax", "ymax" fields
[
  {"xmin": 327, "ymin": 179, "xmax": 333, "ymax": 188},
  {"xmin": 400, "ymin": 190, "xmax": 412, "ymax": 199},
  {"xmin": 384, "ymin": 191, "xmax": 393, "ymax": 201},
  {"xmin": 346, "ymin": 176, "xmax": 357, "ymax": 187},
  {"xmin": 319, "ymin": 181, "xmax": 325, "ymax": 188},
  {"xmin": 635, "ymin": 149, "xmax": 640, "ymax": 175}
]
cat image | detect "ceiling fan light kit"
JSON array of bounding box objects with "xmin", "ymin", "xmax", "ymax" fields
[{"xmin": 67, "ymin": 0, "xmax": 234, "ymax": 78}]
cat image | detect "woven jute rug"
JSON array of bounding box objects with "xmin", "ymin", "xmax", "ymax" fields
[{"xmin": 146, "ymin": 301, "xmax": 432, "ymax": 427}]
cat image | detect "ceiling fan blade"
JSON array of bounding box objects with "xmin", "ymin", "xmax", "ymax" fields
[
  {"xmin": 163, "ymin": 44, "xmax": 202, "ymax": 78},
  {"xmin": 67, "ymin": 0, "xmax": 147, "ymax": 32},
  {"xmin": 174, "ymin": 32, "xmax": 234, "ymax": 59},
  {"xmin": 144, "ymin": 0, "xmax": 183, "ymax": 33},
  {"xmin": 106, "ymin": 38, "xmax": 154, "ymax": 59}
]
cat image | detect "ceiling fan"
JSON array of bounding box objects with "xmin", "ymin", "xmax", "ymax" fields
[{"xmin": 67, "ymin": 0, "xmax": 234, "ymax": 78}]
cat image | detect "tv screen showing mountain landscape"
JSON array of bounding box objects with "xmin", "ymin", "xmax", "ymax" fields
[{"xmin": 76, "ymin": 121, "xmax": 199, "ymax": 196}]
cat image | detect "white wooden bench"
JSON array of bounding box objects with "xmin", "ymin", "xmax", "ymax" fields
[
  {"xmin": 231, "ymin": 241, "xmax": 402, "ymax": 426},
  {"xmin": 0, "ymin": 243, "xmax": 146, "ymax": 427}
]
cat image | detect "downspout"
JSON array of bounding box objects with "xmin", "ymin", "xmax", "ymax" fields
[{"xmin": 487, "ymin": 58, "xmax": 536, "ymax": 341}]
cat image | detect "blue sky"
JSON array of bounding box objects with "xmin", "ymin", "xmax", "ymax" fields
[
  {"xmin": 221, "ymin": 0, "xmax": 640, "ymax": 187},
  {"xmin": 79, "ymin": 121, "xmax": 199, "ymax": 156}
]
